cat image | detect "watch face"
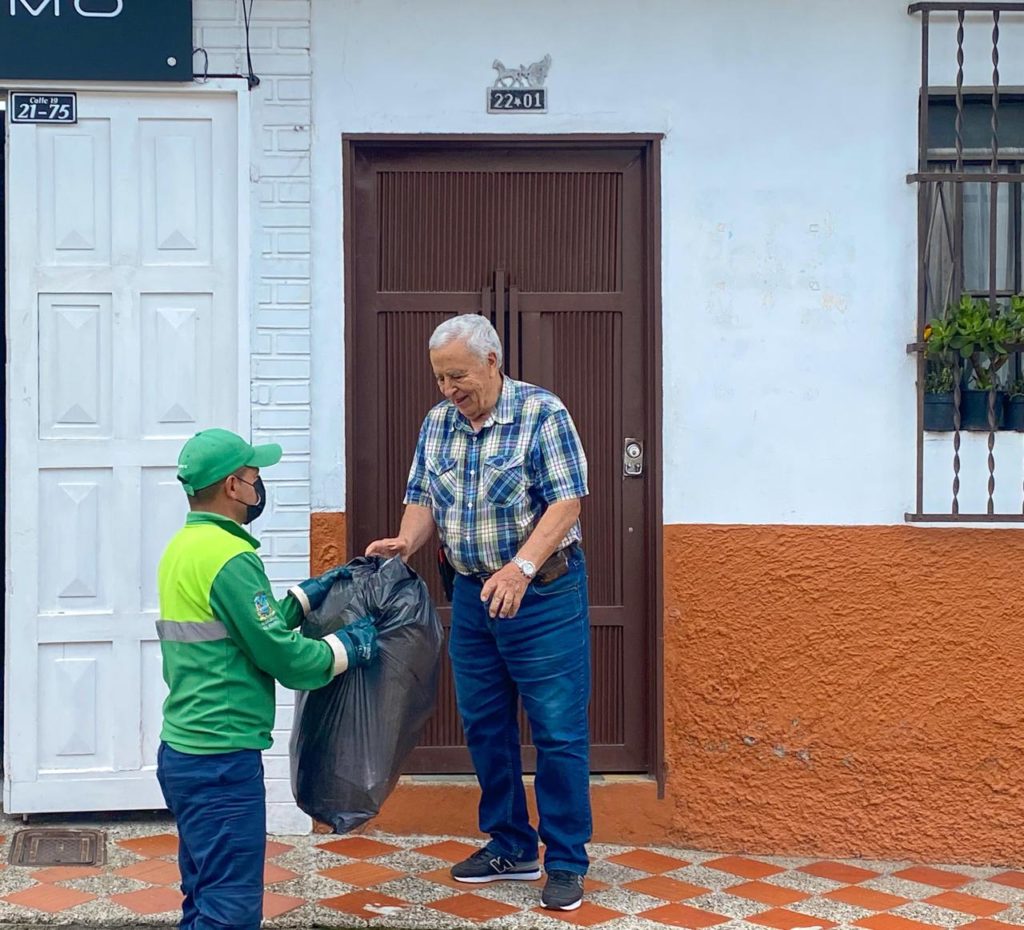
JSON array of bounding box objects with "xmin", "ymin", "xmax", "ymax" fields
[{"xmin": 522, "ymin": 560, "xmax": 536, "ymax": 576}]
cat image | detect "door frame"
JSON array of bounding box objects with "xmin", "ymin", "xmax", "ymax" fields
[
  {"xmin": 2, "ymin": 78, "xmax": 252, "ymax": 813},
  {"xmin": 341, "ymin": 134, "xmax": 665, "ymax": 788}
]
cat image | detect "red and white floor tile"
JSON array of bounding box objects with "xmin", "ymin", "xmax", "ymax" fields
[{"xmin": 0, "ymin": 825, "xmax": 1019, "ymax": 928}]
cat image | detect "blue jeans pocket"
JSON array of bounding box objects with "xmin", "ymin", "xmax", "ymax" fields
[
  {"xmin": 531, "ymin": 570, "xmax": 578, "ymax": 597},
  {"xmin": 217, "ymin": 750, "xmax": 263, "ymax": 787},
  {"xmin": 529, "ymin": 567, "xmax": 584, "ymax": 618}
]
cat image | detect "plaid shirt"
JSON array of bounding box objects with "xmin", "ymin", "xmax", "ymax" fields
[{"xmin": 404, "ymin": 377, "xmax": 588, "ymax": 576}]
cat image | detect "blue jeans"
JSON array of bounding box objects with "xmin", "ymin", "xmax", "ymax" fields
[
  {"xmin": 156, "ymin": 743, "xmax": 265, "ymax": 930},
  {"xmin": 450, "ymin": 550, "xmax": 592, "ymax": 875}
]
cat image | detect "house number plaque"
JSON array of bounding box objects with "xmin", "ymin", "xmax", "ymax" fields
[{"xmin": 487, "ymin": 54, "xmax": 550, "ymax": 114}]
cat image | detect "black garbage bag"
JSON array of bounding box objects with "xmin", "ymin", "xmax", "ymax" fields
[{"xmin": 290, "ymin": 556, "xmax": 443, "ymax": 833}]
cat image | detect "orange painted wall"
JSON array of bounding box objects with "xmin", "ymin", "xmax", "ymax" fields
[
  {"xmin": 311, "ymin": 511, "xmax": 347, "ymax": 574},
  {"xmin": 664, "ymin": 524, "xmax": 1024, "ymax": 864},
  {"xmin": 310, "ymin": 514, "xmax": 1024, "ymax": 863}
]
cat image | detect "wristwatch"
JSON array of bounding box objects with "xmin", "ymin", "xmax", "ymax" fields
[{"xmin": 512, "ymin": 556, "xmax": 537, "ymax": 579}]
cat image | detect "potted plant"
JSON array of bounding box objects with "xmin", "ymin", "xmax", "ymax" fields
[
  {"xmin": 923, "ymin": 364, "xmax": 956, "ymax": 430},
  {"xmin": 922, "ymin": 314, "xmax": 959, "ymax": 431},
  {"xmin": 927, "ymin": 294, "xmax": 1009, "ymax": 430},
  {"xmin": 1007, "ymin": 377, "xmax": 1024, "ymax": 431},
  {"xmin": 954, "ymin": 294, "xmax": 1009, "ymax": 429}
]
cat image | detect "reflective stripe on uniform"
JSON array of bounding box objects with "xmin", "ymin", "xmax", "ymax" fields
[{"xmin": 156, "ymin": 619, "xmax": 230, "ymax": 643}]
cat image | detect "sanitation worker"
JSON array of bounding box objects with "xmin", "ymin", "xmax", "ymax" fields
[{"xmin": 155, "ymin": 428, "xmax": 378, "ymax": 930}]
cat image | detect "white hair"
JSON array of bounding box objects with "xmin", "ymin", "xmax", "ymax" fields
[{"xmin": 429, "ymin": 314, "xmax": 503, "ymax": 367}]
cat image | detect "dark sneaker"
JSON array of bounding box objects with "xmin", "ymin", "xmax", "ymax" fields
[
  {"xmin": 450, "ymin": 847, "xmax": 542, "ymax": 883},
  {"xmin": 542, "ymin": 870, "xmax": 585, "ymax": 910}
]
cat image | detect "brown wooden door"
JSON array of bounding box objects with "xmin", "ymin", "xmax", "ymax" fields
[{"xmin": 346, "ymin": 140, "xmax": 653, "ymax": 773}]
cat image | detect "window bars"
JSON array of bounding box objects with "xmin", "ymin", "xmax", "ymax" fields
[{"xmin": 908, "ymin": 2, "xmax": 1024, "ymax": 520}]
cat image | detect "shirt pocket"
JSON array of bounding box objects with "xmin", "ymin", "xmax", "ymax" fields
[
  {"xmin": 482, "ymin": 452, "xmax": 528, "ymax": 508},
  {"xmin": 426, "ymin": 456, "xmax": 459, "ymax": 509}
]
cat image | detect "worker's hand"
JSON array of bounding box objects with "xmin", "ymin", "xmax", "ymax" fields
[
  {"xmin": 292, "ymin": 565, "xmax": 351, "ymax": 614},
  {"xmin": 365, "ymin": 536, "xmax": 409, "ymax": 559},
  {"xmin": 480, "ymin": 563, "xmax": 530, "ymax": 619},
  {"xmin": 335, "ymin": 616, "xmax": 379, "ymax": 669}
]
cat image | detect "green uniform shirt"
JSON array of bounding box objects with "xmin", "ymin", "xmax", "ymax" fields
[{"xmin": 156, "ymin": 512, "xmax": 335, "ymax": 754}]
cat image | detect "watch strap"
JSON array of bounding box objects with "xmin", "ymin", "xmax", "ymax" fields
[{"xmin": 513, "ymin": 556, "xmax": 536, "ymax": 578}]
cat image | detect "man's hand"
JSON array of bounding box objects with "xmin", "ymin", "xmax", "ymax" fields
[
  {"xmin": 480, "ymin": 562, "xmax": 530, "ymax": 619},
  {"xmin": 365, "ymin": 505, "xmax": 435, "ymax": 561},
  {"xmin": 365, "ymin": 536, "xmax": 409, "ymax": 559}
]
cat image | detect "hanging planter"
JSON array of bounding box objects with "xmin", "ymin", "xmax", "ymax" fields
[
  {"xmin": 1006, "ymin": 395, "xmax": 1024, "ymax": 431},
  {"xmin": 959, "ymin": 388, "xmax": 1006, "ymax": 430},
  {"xmin": 924, "ymin": 393, "xmax": 954, "ymax": 430},
  {"xmin": 923, "ymin": 367, "xmax": 955, "ymax": 431},
  {"xmin": 1006, "ymin": 381, "xmax": 1024, "ymax": 431}
]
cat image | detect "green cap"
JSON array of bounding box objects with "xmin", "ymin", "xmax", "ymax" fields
[{"xmin": 176, "ymin": 428, "xmax": 282, "ymax": 496}]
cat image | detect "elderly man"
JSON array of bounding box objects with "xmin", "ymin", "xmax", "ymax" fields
[{"xmin": 366, "ymin": 314, "xmax": 591, "ymax": 911}]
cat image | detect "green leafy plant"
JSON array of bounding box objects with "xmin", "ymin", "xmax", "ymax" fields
[
  {"xmin": 925, "ymin": 294, "xmax": 1014, "ymax": 391},
  {"xmin": 1005, "ymin": 293, "xmax": 1024, "ymax": 331},
  {"xmin": 924, "ymin": 366, "xmax": 956, "ymax": 394},
  {"xmin": 1008, "ymin": 376, "xmax": 1024, "ymax": 400},
  {"xmin": 923, "ymin": 316, "xmax": 954, "ymax": 361}
]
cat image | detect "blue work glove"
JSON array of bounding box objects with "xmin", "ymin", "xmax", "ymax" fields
[
  {"xmin": 292, "ymin": 565, "xmax": 351, "ymax": 614},
  {"xmin": 334, "ymin": 616, "xmax": 379, "ymax": 669}
]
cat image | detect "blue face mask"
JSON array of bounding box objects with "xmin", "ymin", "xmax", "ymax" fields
[{"xmin": 235, "ymin": 476, "xmax": 266, "ymax": 524}]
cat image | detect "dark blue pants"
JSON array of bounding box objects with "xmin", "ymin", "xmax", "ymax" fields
[
  {"xmin": 450, "ymin": 551, "xmax": 592, "ymax": 875},
  {"xmin": 156, "ymin": 743, "xmax": 265, "ymax": 930}
]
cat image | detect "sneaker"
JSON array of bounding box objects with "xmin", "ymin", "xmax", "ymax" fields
[
  {"xmin": 450, "ymin": 847, "xmax": 542, "ymax": 883},
  {"xmin": 542, "ymin": 870, "xmax": 585, "ymax": 910}
]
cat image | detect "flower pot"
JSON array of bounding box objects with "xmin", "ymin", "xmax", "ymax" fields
[
  {"xmin": 924, "ymin": 392, "xmax": 955, "ymax": 431},
  {"xmin": 1006, "ymin": 396, "xmax": 1024, "ymax": 431},
  {"xmin": 960, "ymin": 389, "xmax": 1006, "ymax": 430}
]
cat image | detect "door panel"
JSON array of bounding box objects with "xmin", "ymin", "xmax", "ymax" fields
[
  {"xmin": 348, "ymin": 142, "xmax": 652, "ymax": 773},
  {"xmin": 38, "ymin": 293, "xmax": 113, "ymax": 440},
  {"xmin": 6, "ymin": 91, "xmax": 240, "ymax": 813}
]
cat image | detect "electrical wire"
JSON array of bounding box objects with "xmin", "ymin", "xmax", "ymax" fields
[
  {"xmin": 242, "ymin": 0, "xmax": 261, "ymax": 90},
  {"xmin": 192, "ymin": 0, "xmax": 260, "ymax": 89},
  {"xmin": 193, "ymin": 47, "xmax": 210, "ymax": 83}
]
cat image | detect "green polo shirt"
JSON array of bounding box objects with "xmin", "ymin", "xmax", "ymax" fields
[{"xmin": 156, "ymin": 512, "xmax": 335, "ymax": 754}]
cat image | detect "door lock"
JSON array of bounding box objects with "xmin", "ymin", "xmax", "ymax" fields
[{"xmin": 623, "ymin": 438, "xmax": 644, "ymax": 477}]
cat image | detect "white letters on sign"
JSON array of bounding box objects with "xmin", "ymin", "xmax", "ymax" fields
[
  {"xmin": 8, "ymin": 0, "xmax": 124, "ymax": 16},
  {"xmin": 76, "ymin": 0, "xmax": 122, "ymax": 17},
  {"xmin": 10, "ymin": 0, "xmax": 57, "ymax": 15}
]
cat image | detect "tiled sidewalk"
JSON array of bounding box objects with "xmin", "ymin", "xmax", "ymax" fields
[{"xmin": 0, "ymin": 823, "xmax": 1019, "ymax": 928}]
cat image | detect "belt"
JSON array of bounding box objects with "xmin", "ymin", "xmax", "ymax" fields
[{"xmin": 460, "ymin": 541, "xmax": 580, "ymax": 583}]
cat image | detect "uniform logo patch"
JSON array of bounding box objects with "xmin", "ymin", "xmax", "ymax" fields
[{"xmin": 253, "ymin": 592, "xmax": 275, "ymax": 622}]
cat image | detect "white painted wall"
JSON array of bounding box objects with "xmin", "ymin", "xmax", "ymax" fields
[
  {"xmin": 309, "ymin": 0, "xmax": 944, "ymax": 525},
  {"xmin": 194, "ymin": 0, "xmax": 314, "ymax": 834},
  {"xmin": 150, "ymin": 0, "xmax": 1020, "ymax": 831}
]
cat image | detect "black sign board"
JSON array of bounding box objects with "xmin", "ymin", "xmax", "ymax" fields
[
  {"xmin": 10, "ymin": 92, "xmax": 77, "ymax": 123},
  {"xmin": 0, "ymin": 1, "xmax": 192, "ymax": 82},
  {"xmin": 488, "ymin": 87, "xmax": 547, "ymax": 114}
]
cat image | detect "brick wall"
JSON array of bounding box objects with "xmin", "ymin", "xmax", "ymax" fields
[{"xmin": 193, "ymin": 0, "xmax": 314, "ymax": 835}]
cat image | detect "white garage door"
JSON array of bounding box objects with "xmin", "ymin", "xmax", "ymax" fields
[{"xmin": 5, "ymin": 88, "xmax": 243, "ymax": 812}]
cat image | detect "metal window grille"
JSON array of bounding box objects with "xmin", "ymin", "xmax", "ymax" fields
[{"xmin": 908, "ymin": 2, "xmax": 1024, "ymax": 521}]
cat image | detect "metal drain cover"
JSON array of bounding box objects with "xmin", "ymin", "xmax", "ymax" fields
[{"xmin": 9, "ymin": 828, "xmax": 106, "ymax": 866}]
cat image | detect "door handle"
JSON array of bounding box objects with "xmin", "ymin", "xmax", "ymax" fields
[{"xmin": 623, "ymin": 438, "xmax": 644, "ymax": 477}]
